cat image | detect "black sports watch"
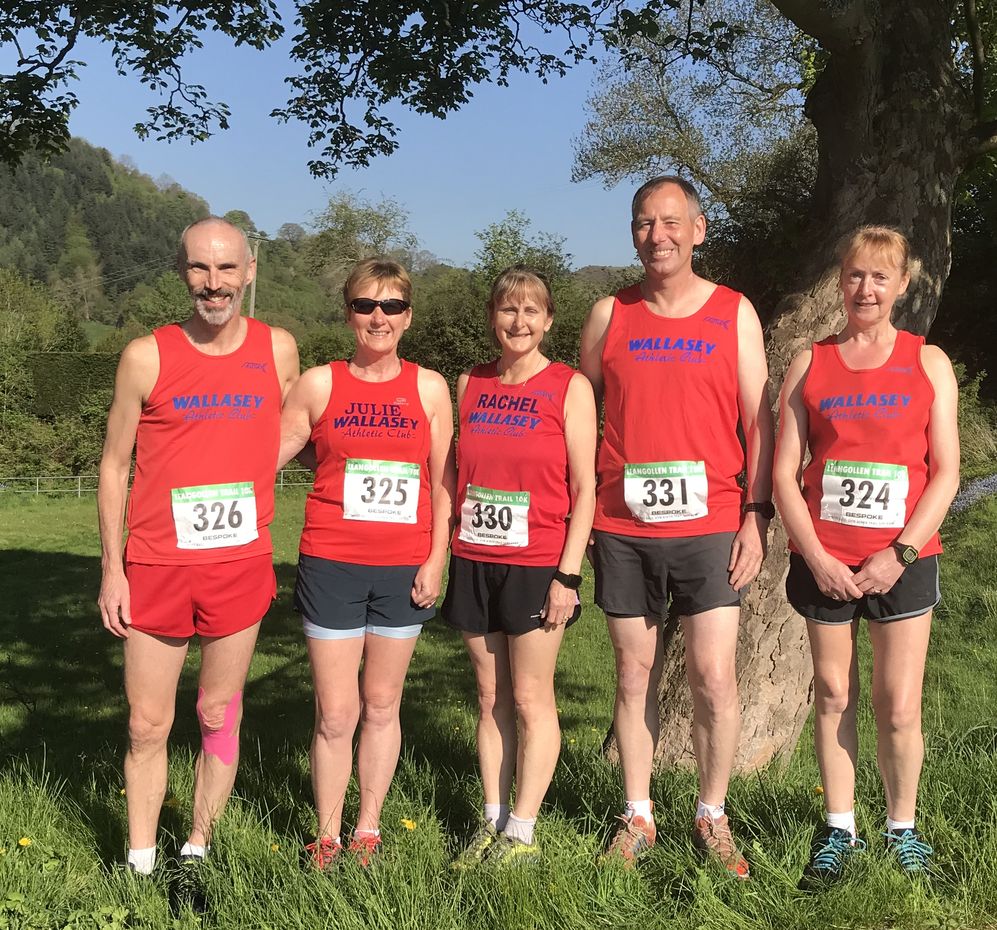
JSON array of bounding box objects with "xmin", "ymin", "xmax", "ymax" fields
[
  {"xmin": 552, "ymin": 570, "xmax": 582, "ymax": 590},
  {"xmin": 742, "ymin": 501, "xmax": 775, "ymax": 520},
  {"xmin": 892, "ymin": 541, "xmax": 919, "ymax": 567}
]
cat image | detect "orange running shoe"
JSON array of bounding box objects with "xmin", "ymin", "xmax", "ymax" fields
[
  {"xmin": 348, "ymin": 832, "xmax": 382, "ymax": 867},
  {"xmin": 602, "ymin": 805, "xmax": 656, "ymax": 867},
  {"xmin": 692, "ymin": 814, "xmax": 750, "ymax": 880},
  {"xmin": 305, "ymin": 836, "xmax": 343, "ymax": 871}
]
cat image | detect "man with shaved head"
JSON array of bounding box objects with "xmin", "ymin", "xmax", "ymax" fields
[{"xmin": 98, "ymin": 217, "xmax": 298, "ymax": 907}]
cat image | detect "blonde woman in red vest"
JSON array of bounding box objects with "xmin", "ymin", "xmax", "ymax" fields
[
  {"xmin": 442, "ymin": 267, "xmax": 596, "ymax": 866},
  {"xmin": 278, "ymin": 258, "xmax": 455, "ymax": 868},
  {"xmin": 774, "ymin": 227, "xmax": 959, "ymax": 884}
]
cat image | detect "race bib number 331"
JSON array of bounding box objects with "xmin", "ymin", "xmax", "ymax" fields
[
  {"xmin": 624, "ymin": 461, "xmax": 709, "ymax": 523},
  {"xmin": 820, "ymin": 459, "xmax": 908, "ymax": 528},
  {"xmin": 171, "ymin": 482, "xmax": 258, "ymax": 550},
  {"xmin": 343, "ymin": 459, "xmax": 420, "ymax": 524}
]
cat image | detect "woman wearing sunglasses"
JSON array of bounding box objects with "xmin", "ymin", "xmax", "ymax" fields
[
  {"xmin": 279, "ymin": 258, "xmax": 455, "ymax": 867},
  {"xmin": 442, "ymin": 266, "xmax": 596, "ymax": 866}
]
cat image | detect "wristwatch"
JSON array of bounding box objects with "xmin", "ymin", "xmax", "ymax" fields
[
  {"xmin": 552, "ymin": 570, "xmax": 583, "ymax": 590},
  {"xmin": 892, "ymin": 541, "xmax": 919, "ymax": 566},
  {"xmin": 742, "ymin": 501, "xmax": 775, "ymax": 520}
]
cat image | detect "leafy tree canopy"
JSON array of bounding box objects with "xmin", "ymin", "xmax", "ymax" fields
[{"xmin": 1, "ymin": 0, "xmax": 736, "ymax": 177}]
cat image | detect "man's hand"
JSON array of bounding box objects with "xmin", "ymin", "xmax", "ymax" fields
[
  {"xmin": 411, "ymin": 558, "xmax": 444, "ymax": 610},
  {"xmin": 852, "ymin": 549, "xmax": 905, "ymax": 597},
  {"xmin": 98, "ymin": 568, "xmax": 132, "ymax": 638},
  {"xmin": 728, "ymin": 514, "xmax": 768, "ymax": 590}
]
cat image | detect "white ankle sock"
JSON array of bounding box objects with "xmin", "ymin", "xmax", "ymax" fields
[
  {"xmin": 696, "ymin": 799, "xmax": 725, "ymax": 821},
  {"xmin": 826, "ymin": 810, "xmax": 857, "ymax": 837},
  {"xmin": 624, "ymin": 799, "xmax": 653, "ymax": 821},
  {"xmin": 179, "ymin": 842, "xmax": 206, "ymax": 859},
  {"xmin": 354, "ymin": 828, "xmax": 380, "ymax": 838},
  {"xmin": 503, "ymin": 814, "xmax": 536, "ymax": 845},
  {"xmin": 886, "ymin": 817, "xmax": 915, "ymax": 834},
  {"xmin": 484, "ymin": 803, "xmax": 510, "ymax": 831},
  {"xmin": 127, "ymin": 847, "xmax": 156, "ymax": 875}
]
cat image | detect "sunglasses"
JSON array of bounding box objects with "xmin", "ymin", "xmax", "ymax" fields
[{"xmin": 349, "ymin": 298, "xmax": 411, "ymax": 315}]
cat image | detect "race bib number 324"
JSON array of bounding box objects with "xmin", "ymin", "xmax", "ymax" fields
[
  {"xmin": 820, "ymin": 459, "xmax": 908, "ymax": 528},
  {"xmin": 171, "ymin": 482, "xmax": 258, "ymax": 550},
  {"xmin": 624, "ymin": 461, "xmax": 709, "ymax": 523},
  {"xmin": 343, "ymin": 459, "xmax": 420, "ymax": 524}
]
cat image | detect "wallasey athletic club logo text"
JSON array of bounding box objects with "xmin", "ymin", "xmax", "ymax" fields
[
  {"xmin": 628, "ymin": 335, "xmax": 716, "ymax": 365},
  {"xmin": 467, "ymin": 392, "xmax": 543, "ymax": 437},
  {"xmin": 334, "ymin": 401, "xmax": 418, "ymax": 439},
  {"xmin": 172, "ymin": 392, "xmax": 264, "ymax": 422},
  {"xmin": 818, "ymin": 392, "xmax": 911, "ymax": 421},
  {"xmin": 242, "ymin": 360, "xmax": 269, "ymax": 372}
]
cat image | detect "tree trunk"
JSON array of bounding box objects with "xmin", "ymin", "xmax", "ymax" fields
[{"xmin": 606, "ymin": 0, "xmax": 969, "ymax": 771}]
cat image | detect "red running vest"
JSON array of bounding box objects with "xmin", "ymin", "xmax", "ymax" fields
[
  {"xmin": 126, "ymin": 317, "xmax": 281, "ymax": 564},
  {"xmin": 451, "ymin": 361, "xmax": 576, "ymax": 566},
  {"xmin": 799, "ymin": 330, "xmax": 941, "ymax": 564},
  {"xmin": 300, "ymin": 360, "xmax": 432, "ymax": 566},
  {"xmin": 594, "ymin": 284, "xmax": 744, "ymax": 537}
]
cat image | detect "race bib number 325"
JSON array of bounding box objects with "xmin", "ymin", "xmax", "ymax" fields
[
  {"xmin": 171, "ymin": 482, "xmax": 258, "ymax": 550},
  {"xmin": 343, "ymin": 459, "xmax": 420, "ymax": 524},
  {"xmin": 820, "ymin": 459, "xmax": 908, "ymax": 528},
  {"xmin": 458, "ymin": 485, "xmax": 530, "ymax": 547},
  {"xmin": 624, "ymin": 461, "xmax": 709, "ymax": 523}
]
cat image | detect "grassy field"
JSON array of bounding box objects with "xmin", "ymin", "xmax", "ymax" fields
[{"xmin": 0, "ymin": 491, "xmax": 996, "ymax": 929}]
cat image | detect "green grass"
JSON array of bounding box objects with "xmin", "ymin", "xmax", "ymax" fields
[{"xmin": 1, "ymin": 492, "xmax": 996, "ymax": 928}]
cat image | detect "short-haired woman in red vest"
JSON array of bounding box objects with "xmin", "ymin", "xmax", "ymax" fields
[
  {"xmin": 441, "ymin": 267, "xmax": 596, "ymax": 866},
  {"xmin": 774, "ymin": 227, "xmax": 960, "ymax": 885},
  {"xmin": 278, "ymin": 258, "xmax": 455, "ymax": 868}
]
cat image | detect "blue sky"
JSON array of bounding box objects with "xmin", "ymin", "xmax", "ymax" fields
[{"xmin": 52, "ymin": 28, "xmax": 645, "ymax": 270}]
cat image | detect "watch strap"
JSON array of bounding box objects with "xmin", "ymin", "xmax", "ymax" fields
[{"xmin": 552, "ymin": 570, "xmax": 582, "ymax": 590}]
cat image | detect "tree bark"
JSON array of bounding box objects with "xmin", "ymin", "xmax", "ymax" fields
[{"xmin": 606, "ymin": 0, "xmax": 971, "ymax": 771}]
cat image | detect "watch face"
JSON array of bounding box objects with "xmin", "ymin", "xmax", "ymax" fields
[{"xmin": 902, "ymin": 546, "xmax": 918, "ymax": 565}]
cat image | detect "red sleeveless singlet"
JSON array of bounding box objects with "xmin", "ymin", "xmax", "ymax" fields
[
  {"xmin": 300, "ymin": 359, "xmax": 432, "ymax": 566},
  {"xmin": 799, "ymin": 329, "xmax": 941, "ymax": 564},
  {"xmin": 593, "ymin": 284, "xmax": 744, "ymax": 537},
  {"xmin": 451, "ymin": 361, "xmax": 576, "ymax": 566},
  {"xmin": 125, "ymin": 317, "xmax": 281, "ymax": 564}
]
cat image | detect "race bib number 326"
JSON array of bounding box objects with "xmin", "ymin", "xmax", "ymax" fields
[
  {"xmin": 624, "ymin": 461, "xmax": 709, "ymax": 523},
  {"xmin": 820, "ymin": 459, "xmax": 908, "ymax": 528},
  {"xmin": 171, "ymin": 482, "xmax": 258, "ymax": 550},
  {"xmin": 343, "ymin": 459, "xmax": 420, "ymax": 524}
]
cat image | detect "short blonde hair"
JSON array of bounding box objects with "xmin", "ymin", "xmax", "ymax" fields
[
  {"xmin": 486, "ymin": 266, "xmax": 555, "ymax": 348},
  {"xmin": 838, "ymin": 225, "xmax": 911, "ymax": 277},
  {"xmin": 342, "ymin": 258, "xmax": 412, "ymax": 311}
]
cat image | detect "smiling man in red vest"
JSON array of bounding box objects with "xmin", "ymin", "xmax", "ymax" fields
[{"xmin": 580, "ymin": 177, "xmax": 774, "ymax": 878}]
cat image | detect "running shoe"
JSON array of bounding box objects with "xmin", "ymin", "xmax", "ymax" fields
[
  {"xmin": 692, "ymin": 814, "xmax": 750, "ymax": 880},
  {"xmin": 885, "ymin": 828, "xmax": 933, "ymax": 874},
  {"xmin": 452, "ymin": 820, "xmax": 498, "ymax": 871},
  {"xmin": 305, "ymin": 836, "xmax": 343, "ymax": 871},
  {"xmin": 348, "ymin": 832, "xmax": 382, "ymax": 868},
  {"xmin": 486, "ymin": 833, "xmax": 540, "ymax": 867},
  {"xmin": 601, "ymin": 807, "xmax": 656, "ymax": 866},
  {"xmin": 169, "ymin": 855, "xmax": 208, "ymax": 916},
  {"xmin": 799, "ymin": 826, "xmax": 866, "ymax": 888}
]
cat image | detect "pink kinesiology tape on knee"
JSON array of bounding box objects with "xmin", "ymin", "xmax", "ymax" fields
[{"xmin": 196, "ymin": 689, "xmax": 242, "ymax": 766}]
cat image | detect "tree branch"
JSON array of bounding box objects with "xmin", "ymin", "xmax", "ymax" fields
[
  {"xmin": 964, "ymin": 0, "xmax": 987, "ymax": 120},
  {"xmin": 769, "ymin": 0, "xmax": 869, "ymax": 49},
  {"xmin": 968, "ymin": 119, "xmax": 997, "ymax": 159}
]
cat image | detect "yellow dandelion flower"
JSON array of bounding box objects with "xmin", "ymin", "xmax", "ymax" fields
[
  {"xmin": 270, "ymin": 843, "xmax": 280, "ymax": 852},
  {"xmin": 0, "ymin": 847, "xmax": 7, "ymax": 855},
  {"xmin": 568, "ymin": 738, "xmax": 576, "ymax": 744},
  {"xmin": 18, "ymin": 837, "xmax": 31, "ymax": 847},
  {"xmin": 400, "ymin": 818, "xmax": 417, "ymax": 831},
  {"xmin": 814, "ymin": 785, "xmax": 824, "ymax": 795},
  {"xmin": 120, "ymin": 788, "xmax": 126, "ymax": 796}
]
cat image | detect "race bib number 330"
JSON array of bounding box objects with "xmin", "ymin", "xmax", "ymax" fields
[
  {"xmin": 171, "ymin": 482, "xmax": 258, "ymax": 550},
  {"xmin": 343, "ymin": 459, "xmax": 420, "ymax": 524},
  {"xmin": 458, "ymin": 485, "xmax": 530, "ymax": 547},
  {"xmin": 624, "ymin": 461, "xmax": 709, "ymax": 523},
  {"xmin": 820, "ymin": 459, "xmax": 908, "ymax": 528}
]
